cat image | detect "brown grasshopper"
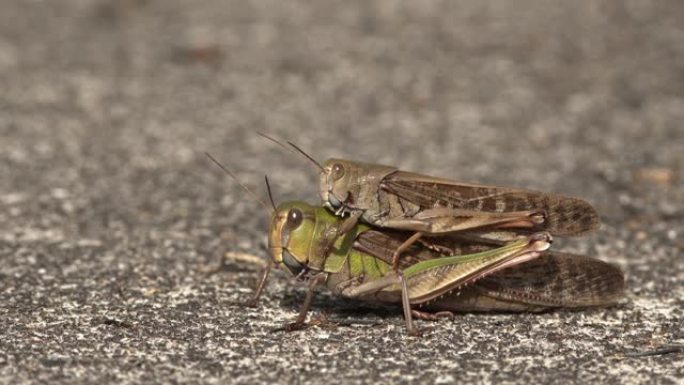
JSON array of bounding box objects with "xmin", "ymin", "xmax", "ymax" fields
[{"xmin": 260, "ymin": 134, "xmax": 600, "ymax": 269}]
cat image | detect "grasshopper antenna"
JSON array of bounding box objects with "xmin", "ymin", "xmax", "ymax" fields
[
  {"xmin": 257, "ymin": 132, "xmax": 294, "ymax": 154},
  {"xmin": 257, "ymin": 132, "xmax": 325, "ymax": 172},
  {"xmin": 205, "ymin": 152, "xmax": 273, "ymax": 215},
  {"xmin": 287, "ymin": 141, "xmax": 324, "ymax": 172},
  {"xmin": 264, "ymin": 175, "xmax": 277, "ymax": 211}
]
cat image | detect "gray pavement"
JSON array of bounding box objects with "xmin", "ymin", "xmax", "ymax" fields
[{"xmin": 1, "ymin": 1, "xmax": 683, "ymax": 384}]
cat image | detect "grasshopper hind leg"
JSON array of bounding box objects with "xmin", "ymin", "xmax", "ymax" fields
[{"xmin": 397, "ymin": 271, "xmax": 421, "ymax": 336}]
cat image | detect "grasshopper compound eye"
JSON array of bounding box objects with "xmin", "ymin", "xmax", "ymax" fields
[
  {"xmin": 331, "ymin": 163, "xmax": 345, "ymax": 181},
  {"xmin": 286, "ymin": 208, "xmax": 304, "ymax": 230}
]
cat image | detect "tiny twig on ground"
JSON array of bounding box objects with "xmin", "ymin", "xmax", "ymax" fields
[{"xmin": 625, "ymin": 344, "xmax": 684, "ymax": 358}]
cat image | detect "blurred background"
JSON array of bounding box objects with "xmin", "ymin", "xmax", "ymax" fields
[{"xmin": 1, "ymin": 1, "xmax": 682, "ymax": 384}]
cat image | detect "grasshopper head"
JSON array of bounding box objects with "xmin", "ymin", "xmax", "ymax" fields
[
  {"xmin": 320, "ymin": 159, "xmax": 355, "ymax": 213},
  {"xmin": 268, "ymin": 201, "xmax": 320, "ymax": 277},
  {"xmin": 320, "ymin": 158, "xmax": 397, "ymax": 216}
]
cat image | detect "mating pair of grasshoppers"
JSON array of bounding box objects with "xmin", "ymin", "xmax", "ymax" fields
[{"xmin": 208, "ymin": 135, "xmax": 624, "ymax": 335}]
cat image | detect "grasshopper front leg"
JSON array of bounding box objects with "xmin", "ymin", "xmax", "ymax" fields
[
  {"xmin": 322, "ymin": 211, "xmax": 363, "ymax": 255},
  {"xmin": 283, "ymin": 272, "xmax": 328, "ymax": 331},
  {"xmin": 243, "ymin": 260, "xmax": 274, "ymax": 307}
]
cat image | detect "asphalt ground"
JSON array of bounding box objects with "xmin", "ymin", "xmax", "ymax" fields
[{"xmin": 1, "ymin": 1, "xmax": 682, "ymax": 384}]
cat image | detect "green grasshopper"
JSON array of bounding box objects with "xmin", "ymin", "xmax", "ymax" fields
[
  {"xmin": 262, "ymin": 200, "xmax": 623, "ymax": 335},
  {"xmin": 267, "ymin": 201, "xmax": 554, "ymax": 335},
  {"xmin": 259, "ymin": 134, "xmax": 601, "ymax": 269},
  {"xmin": 206, "ymin": 154, "xmax": 624, "ymax": 335}
]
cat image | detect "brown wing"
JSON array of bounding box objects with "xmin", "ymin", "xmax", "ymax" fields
[
  {"xmin": 381, "ymin": 171, "xmax": 599, "ymax": 236},
  {"xmin": 352, "ymin": 229, "xmax": 436, "ymax": 269},
  {"xmin": 431, "ymin": 251, "xmax": 625, "ymax": 311},
  {"xmin": 352, "ymin": 229, "xmax": 498, "ymax": 269}
]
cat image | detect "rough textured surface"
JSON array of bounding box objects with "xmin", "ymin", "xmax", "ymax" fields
[{"xmin": 1, "ymin": 1, "xmax": 682, "ymax": 384}]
